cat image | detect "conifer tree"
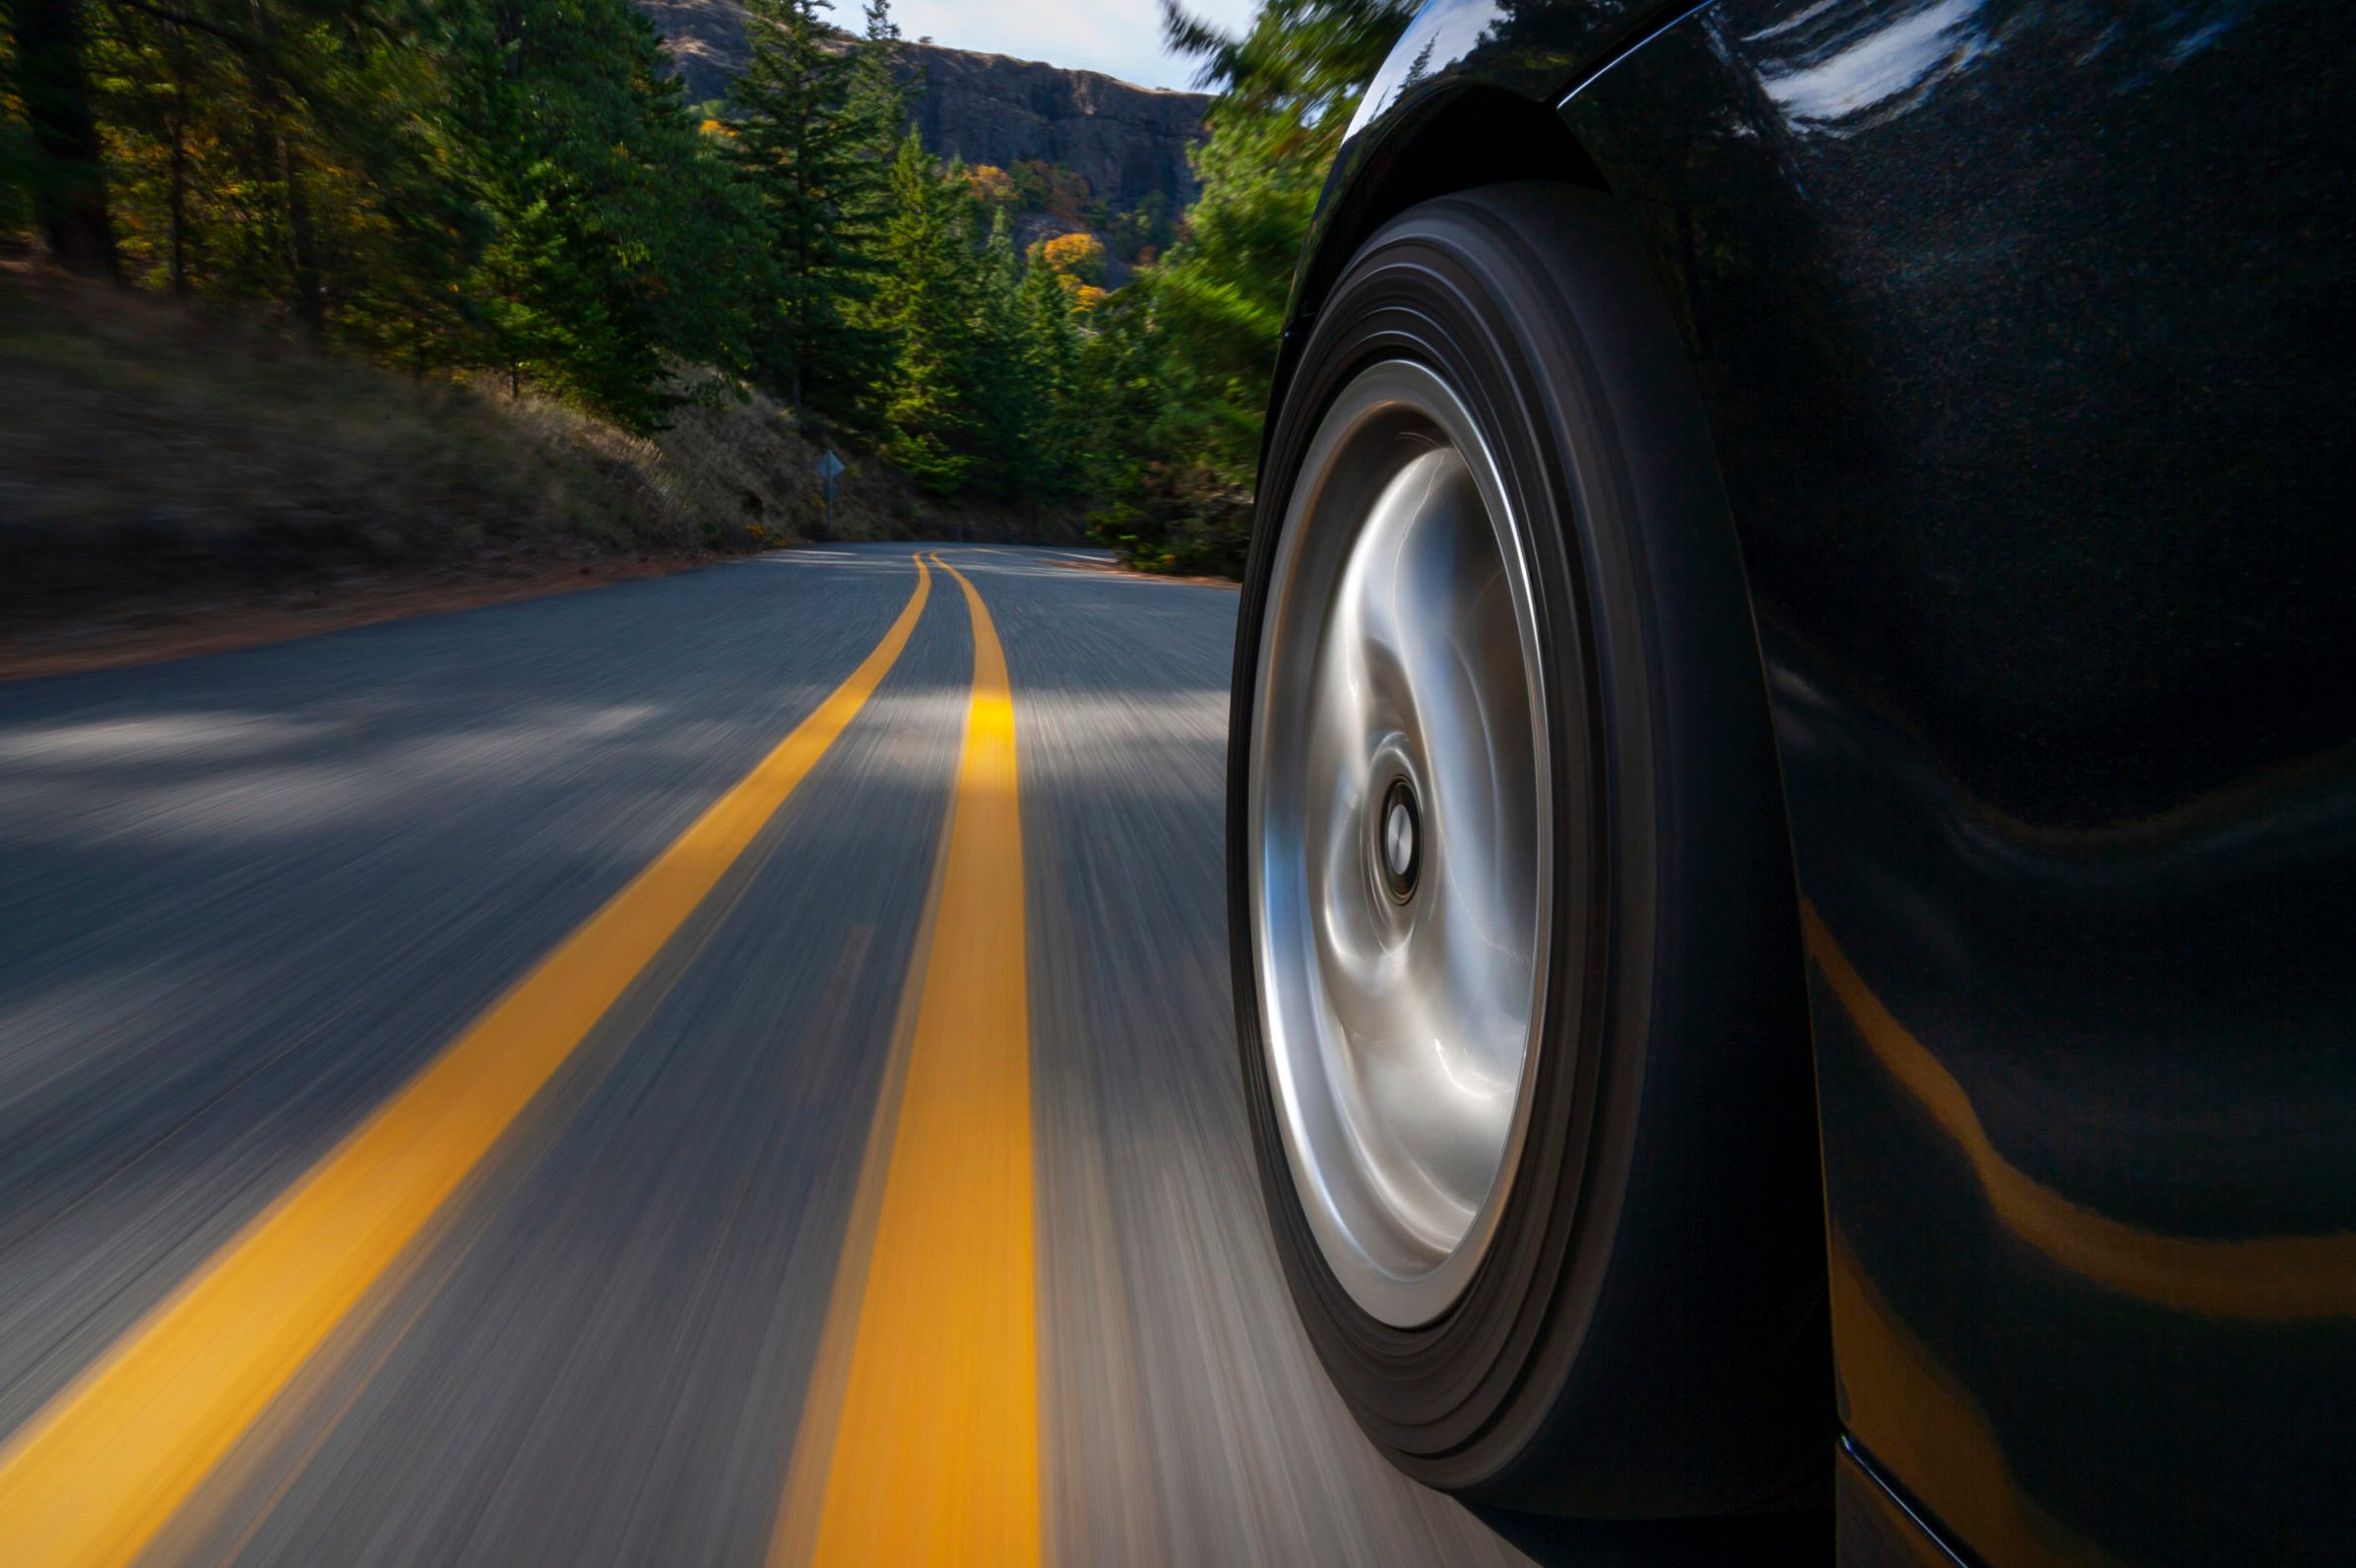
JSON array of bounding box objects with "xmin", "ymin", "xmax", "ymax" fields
[
  {"xmin": 965, "ymin": 206, "xmax": 1039, "ymax": 499},
  {"xmin": 3, "ymin": 0, "xmax": 776, "ymax": 429},
  {"xmin": 1017, "ymin": 244, "xmax": 1084, "ymax": 496},
  {"xmin": 844, "ymin": 0, "xmax": 909, "ymax": 159},
  {"xmin": 6, "ymin": 0, "xmax": 118, "ymax": 275},
  {"xmin": 730, "ymin": 0, "xmax": 867, "ymax": 416},
  {"xmin": 838, "ymin": 0, "xmax": 909, "ymax": 250},
  {"xmin": 1085, "ymin": 0, "xmax": 1415, "ymax": 570},
  {"xmin": 871, "ymin": 129, "xmax": 976, "ymax": 491},
  {"xmin": 469, "ymin": 0, "xmax": 766, "ymax": 428}
]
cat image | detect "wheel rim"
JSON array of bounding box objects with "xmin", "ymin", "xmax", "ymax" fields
[{"xmin": 1250, "ymin": 359, "xmax": 1553, "ymax": 1329}]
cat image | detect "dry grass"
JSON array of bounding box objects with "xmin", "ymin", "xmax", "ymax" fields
[
  {"xmin": 1, "ymin": 262, "xmax": 1088, "ymax": 678},
  {"xmin": 0, "ymin": 262, "xmax": 1014, "ymax": 622}
]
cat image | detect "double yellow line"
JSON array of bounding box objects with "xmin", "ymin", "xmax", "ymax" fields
[
  {"xmin": 0, "ymin": 553, "xmax": 1044, "ymax": 1567},
  {"xmin": 793, "ymin": 558, "xmax": 1040, "ymax": 1567}
]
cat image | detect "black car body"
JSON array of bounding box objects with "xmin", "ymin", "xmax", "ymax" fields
[{"xmin": 1261, "ymin": 3, "xmax": 2355, "ymax": 1562}]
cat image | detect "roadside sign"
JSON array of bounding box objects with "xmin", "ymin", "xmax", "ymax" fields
[{"xmin": 817, "ymin": 449, "xmax": 845, "ymax": 535}]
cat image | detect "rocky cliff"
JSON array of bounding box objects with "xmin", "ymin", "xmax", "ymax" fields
[
  {"xmin": 898, "ymin": 40, "xmax": 1209, "ymax": 212},
  {"xmin": 634, "ymin": 3, "xmax": 1211, "ymax": 212}
]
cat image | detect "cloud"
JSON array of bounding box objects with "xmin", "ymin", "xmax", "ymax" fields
[{"xmin": 884, "ymin": 0, "xmax": 1261, "ymax": 92}]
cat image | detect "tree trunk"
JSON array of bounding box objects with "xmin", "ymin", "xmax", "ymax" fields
[
  {"xmin": 280, "ymin": 132, "xmax": 323, "ymax": 332},
  {"xmin": 241, "ymin": 1, "xmax": 322, "ymax": 333},
  {"xmin": 493, "ymin": 2, "xmax": 525, "ymax": 69},
  {"xmin": 166, "ymin": 24, "xmax": 191, "ymax": 297},
  {"xmin": 6, "ymin": 0, "xmax": 121, "ymax": 278}
]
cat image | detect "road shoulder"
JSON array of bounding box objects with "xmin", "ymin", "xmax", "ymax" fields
[{"xmin": 0, "ymin": 556, "xmax": 719, "ymax": 684}]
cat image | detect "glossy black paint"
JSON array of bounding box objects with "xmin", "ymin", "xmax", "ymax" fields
[
  {"xmin": 1836, "ymin": 1439, "xmax": 1968, "ymax": 1568},
  {"xmin": 1274, "ymin": 3, "xmax": 2356, "ymax": 1564},
  {"xmin": 1274, "ymin": 0, "xmax": 1653, "ymax": 406}
]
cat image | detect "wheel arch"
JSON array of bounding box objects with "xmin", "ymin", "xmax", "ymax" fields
[
  {"xmin": 1294, "ymin": 87, "xmax": 1607, "ymax": 337},
  {"xmin": 1269, "ymin": 88, "xmax": 1605, "ymax": 459}
]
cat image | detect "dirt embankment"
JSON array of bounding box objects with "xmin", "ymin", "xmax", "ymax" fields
[{"xmin": 0, "ymin": 263, "xmax": 1081, "ymax": 678}]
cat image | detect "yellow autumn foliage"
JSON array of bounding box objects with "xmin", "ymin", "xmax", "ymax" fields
[
  {"xmin": 1033, "ymin": 231, "xmax": 1108, "ymax": 285},
  {"xmin": 965, "ymin": 164, "xmax": 1018, "ymax": 206}
]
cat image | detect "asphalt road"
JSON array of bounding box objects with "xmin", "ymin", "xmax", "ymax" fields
[
  {"xmin": 0, "ymin": 545, "xmax": 1549, "ymax": 1568},
  {"xmin": 0, "ymin": 544, "xmax": 1815, "ymax": 1568}
]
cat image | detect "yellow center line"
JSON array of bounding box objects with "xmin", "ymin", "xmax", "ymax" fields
[
  {"xmin": 0, "ymin": 556, "xmax": 935, "ymax": 1568},
  {"xmin": 804, "ymin": 553, "xmax": 1040, "ymax": 1568}
]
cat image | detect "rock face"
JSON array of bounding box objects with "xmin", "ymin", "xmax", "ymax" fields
[
  {"xmin": 896, "ymin": 42, "xmax": 1208, "ymax": 211},
  {"xmin": 634, "ymin": 3, "xmax": 1211, "ymax": 211},
  {"xmin": 637, "ymin": 1, "xmax": 757, "ymax": 99}
]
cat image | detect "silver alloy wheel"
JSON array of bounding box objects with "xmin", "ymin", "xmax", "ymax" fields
[{"xmin": 1248, "ymin": 359, "xmax": 1553, "ymax": 1329}]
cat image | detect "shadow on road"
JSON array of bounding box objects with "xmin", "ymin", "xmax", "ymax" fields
[{"xmin": 1471, "ymin": 1504, "xmax": 1833, "ymax": 1568}]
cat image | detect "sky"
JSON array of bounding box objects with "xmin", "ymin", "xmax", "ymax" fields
[{"xmin": 882, "ymin": 0, "xmax": 1264, "ymax": 92}]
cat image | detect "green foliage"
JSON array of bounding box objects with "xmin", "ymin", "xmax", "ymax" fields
[
  {"xmin": 6, "ymin": 0, "xmax": 121, "ymax": 273},
  {"xmin": 964, "ymin": 207, "xmax": 1035, "ymax": 498},
  {"xmin": 859, "ymin": 134, "xmax": 1095, "ymax": 504},
  {"xmin": 843, "ymin": 0, "xmax": 911, "ymax": 214},
  {"xmin": 0, "ymin": 26, "xmax": 35, "ymax": 241},
  {"xmin": 4, "ymin": 0, "xmax": 1374, "ymax": 543},
  {"xmin": 956, "ymin": 209, "xmax": 1087, "ymax": 503},
  {"xmin": 869, "ymin": 130, "xmax": 974, "ymax": 490},
  {"xmin": 3, "ymin": 0, "xmax": 769, "ymax": 431},
  {"xmin": 1017, "ymin": 235, "xmax": 1086, "ymax": 492},
  {"xmin": 1104, "ymin": 190, "xmax": 1175, "ymax": 263},
  {"xmin": 729, "ymin": 0, "xmax": 889, "ymax": 424},
  {"xmin": 66, "ymin": 1, "xmax": 486, "ymax": 335},
  {"xmin": 1087, "ymin": 0, "xmax": 1416, "ymax": 574},
  {"xmin": 468, "ymin": 0, "xmax": 769, "ymax": 430},
  {"xmin": 23, "ymin": 3, "xmax": 674, "ymax": 418}
]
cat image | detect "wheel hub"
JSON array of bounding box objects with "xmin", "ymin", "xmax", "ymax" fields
[
  {"xmin": 1248, "ymin": 360, "xmax": 1554, "ymax": 1328},
  {"xmin": 1378, "ymin": 777, "xmax": 1421, "ymax": 902}
]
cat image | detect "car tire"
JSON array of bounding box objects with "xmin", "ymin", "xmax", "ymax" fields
[{"xmin": 1228, "ymin": 182, "xmax": 1828, "ymax": 1517}]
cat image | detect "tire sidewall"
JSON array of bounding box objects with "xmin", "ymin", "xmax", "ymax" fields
[
  {"xmin": 1229, "ymin": 186, "xmax": 1663, "ymax": 1489},
  {"xmin": 1229, "ymin": 183, "xmax": 1824, "ymax": 1512}
]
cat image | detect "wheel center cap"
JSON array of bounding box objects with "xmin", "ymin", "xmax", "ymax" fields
[{"xmin": 1379, "ymin": 778, "xmax": 1421, "ymax": 901}]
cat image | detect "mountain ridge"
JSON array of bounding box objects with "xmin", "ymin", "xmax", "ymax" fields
[{"xmin": 634, "ymin": 3, "xmax": 1212, "ymax": 213}]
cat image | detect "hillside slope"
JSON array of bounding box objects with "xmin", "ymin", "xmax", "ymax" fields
[{"xmin": 0, "ymin": 264, "xmax": 971, "ymax": 674}]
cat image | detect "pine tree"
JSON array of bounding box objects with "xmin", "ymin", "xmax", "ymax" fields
[
  {"xmin": 85, "ymin": 5, "xmax": 217, "ymax": 298},
  {"xmin": 966, "ymin": 206, "xmax": 1040, "ymax": 499},
  {"xmin": 1017, "ymin": 242, "xmax": 1083, "ymax": 496},
  {"xmin": 1086, "ymin": 0, "xmax": 1416, "ymax": 570},
  {"xmin": 870, "ymin": 129, "xmax": 975, "ymax": 492},
  {"xmin": 730, "ymin": 0, "xmax": 868, "ymax": 417},
  {"xmin": 838, "ymin": 0, "xmax": 908, "ymax": 254},
  {"xmin": 7, "ymin": 0, "xmax": 119, "ymax": 275},
  {"xmin": 468, "ymin": 0, "xmax": 766, "ymax": 428},
  {"xmin": 844, "ymin": 0, "xmax": 909, "ymax": 156}
]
